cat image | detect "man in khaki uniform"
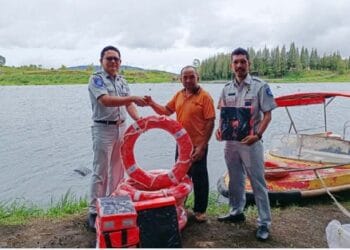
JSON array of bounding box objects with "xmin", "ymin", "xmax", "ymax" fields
[
  {"xmin": 216, "ymin": 48, "xmax": 276, "ymax": 241},
  {"xmin": 87, "ymin": 45, "xmax": 146, "ymax": 232}
]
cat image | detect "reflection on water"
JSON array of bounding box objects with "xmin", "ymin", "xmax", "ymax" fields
[{"xmin": 0, "ymin": 82, "xmax": 350, "ymax": 207}]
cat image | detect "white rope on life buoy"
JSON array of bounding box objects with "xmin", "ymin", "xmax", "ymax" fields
[{"xmin": 121, "ymin": 115, "xmax": 193, "ymax": 189}]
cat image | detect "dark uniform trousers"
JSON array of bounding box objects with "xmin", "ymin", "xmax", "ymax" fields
[{"xmin": 176, "ymin": 147, "xmax": 209, "ymax": 213}]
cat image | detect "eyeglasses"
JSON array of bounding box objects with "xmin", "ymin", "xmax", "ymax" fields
[{"xmin": 105, "ymin": 56, "xmax": 120, "ymax": 62}]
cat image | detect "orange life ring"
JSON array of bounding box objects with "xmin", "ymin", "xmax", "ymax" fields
[
  {"xmin": 176, "ymin": 206, "xmax": 187, "ymax": 231},
  {"xmin": 121, "ymin": 115, "xmax": 193, "ymax": 189},
  {"xmin": 113, "ymin": 174, "xmax": 192, "ymax": 203}
]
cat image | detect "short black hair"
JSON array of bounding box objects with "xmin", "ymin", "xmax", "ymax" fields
[
  {"xmin": 231, "ymin": 47, "xmax": 249, "ymax": 61},
  {"xmin": 100, "ymin": 46, "xmax": 121, "ymax": 59},
  {"xmin": 180, "ymin": 65, "xmax": 199, "ymax": 76}
]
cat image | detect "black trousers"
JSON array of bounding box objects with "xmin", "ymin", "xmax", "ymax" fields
[{"xmin": 176, "ymin": 147, "xmax": 209, "ymax": 213}]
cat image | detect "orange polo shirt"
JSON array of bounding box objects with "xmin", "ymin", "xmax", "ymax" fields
[{"xmin": 166, "ymin": 87, "xmax": 215, "ymax": 146}]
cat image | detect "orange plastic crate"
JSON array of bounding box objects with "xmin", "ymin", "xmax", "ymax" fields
[{"xmin": 96, "ymin": 196, "xmax": 137, "ymax": 232}]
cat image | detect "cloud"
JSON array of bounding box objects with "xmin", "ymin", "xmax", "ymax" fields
[{"xmin": 0, "ymin": 0, "xmax": 349, "ymax": 71}]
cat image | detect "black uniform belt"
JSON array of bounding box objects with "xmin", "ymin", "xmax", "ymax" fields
[{"xmin": 94, "ymin": 120, "xmax": 125, "ymax": 125}]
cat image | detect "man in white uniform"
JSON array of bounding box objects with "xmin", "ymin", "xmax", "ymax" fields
[
  {"xmin": 87, "ymin": 45, "xmax": 146, "ymax": 232},
  {"xmin": 216, "ymin": 48, "xmax": 276, "ymax": 241}
]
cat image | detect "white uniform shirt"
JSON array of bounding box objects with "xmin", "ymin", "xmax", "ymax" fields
[
  {"xmin": 88, "ymin": 70, "xmax": 130, "ymax": 121},
  {"xmin": 220, "ymin": 74, "xmax": 276, "ymax": 133}
]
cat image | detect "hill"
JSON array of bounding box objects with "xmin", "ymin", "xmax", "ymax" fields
[{"xmin": 0, "ymin": 66, "xmax": 178, "ymax": 85}]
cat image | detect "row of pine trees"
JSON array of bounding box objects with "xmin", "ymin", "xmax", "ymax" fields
[{"xmin": 198, "ymin": 42, "xmax": 350, "ymax": 80}]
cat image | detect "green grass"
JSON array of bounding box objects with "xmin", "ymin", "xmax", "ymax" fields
[
  {"xmin": 185, "ymin": 191, "xmax": 230, "ymax": 216},
  {"xmin": 1, "ymin": 66, "xmax": 349, "ymax": 85},
  {"xmin": 0, "ymin": 66, "xmax": 177, "ymax": 85},
  {"xmin": 0, "ymin": 190, "xmax": 88, "ymax": 225},
  {"xmin": 2, "ymin": 190, "xmax": 349, "ymax": 226},
  {"xmin": 266, "ymin": 70, "xmax": 350, "ymax": 83}
]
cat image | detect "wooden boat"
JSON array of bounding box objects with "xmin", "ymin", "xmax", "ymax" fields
[{"xmin": 217, "ymin": 92, "xmax": 350, "ymax": 203}]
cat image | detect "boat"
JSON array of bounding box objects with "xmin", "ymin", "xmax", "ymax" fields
[{"xmin": 217, "ymin": 92, "xmax": 350, "ymax": 203}]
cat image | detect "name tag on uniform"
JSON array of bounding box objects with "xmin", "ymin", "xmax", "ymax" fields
[
  {"xmin": 245, "ymin": 100, "xmax": 252, "ymax": 106},
  {"xmin": 228, "ymin": 93, "xmax": 236, "ymax": 96}
]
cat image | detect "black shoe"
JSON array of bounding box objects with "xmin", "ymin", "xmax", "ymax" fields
[
  {"xmin": 87, "ymin": 213, "xmax": 97, "ymax": 233},
  {"xmin": 256, "ymin": 225, "xmax": 269, "ymax": 241},
  {"xmin": 217, "ymin": 213, "xmax": 245, "ymax": 223}
]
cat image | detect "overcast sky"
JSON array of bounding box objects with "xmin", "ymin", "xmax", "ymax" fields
[{"xmin": 1, "ymin": 0, "xmax": 350, "ymax": 73}]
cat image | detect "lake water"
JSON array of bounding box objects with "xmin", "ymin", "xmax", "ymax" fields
[{"xmin": 1, "ymin": 82, "xmax": 350, "ymax": 207}]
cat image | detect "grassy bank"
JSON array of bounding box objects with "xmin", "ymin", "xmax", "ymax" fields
[
  {"xmin": 0, "ymin": 66, "xmax": 349, "ymax": 86},
  {"xmin": 1, "ymin": 190, "xmax": 349, "ymax": 248},
  {"xmin": 266, "ymin": 70, "xmax": 350, "ymax": 83},
  {"xmin": 2, "ymin": 190, "xmax": 349, "ymax": 226},
  {"xmin": 0, "ymin": 192, "xmax": 228, "ymax": 226},
  {"xmin": 0, "ymin": 191, "xmax": 88, "ymax": 225},
  {"xmin": 0, "ymin": 66, "xmax": 177, "ymax": 85}
]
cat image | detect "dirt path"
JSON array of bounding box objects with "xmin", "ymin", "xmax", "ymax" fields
[{"xmin": 0, "ymin": 202, "xmax": 349, "ymax": 248}]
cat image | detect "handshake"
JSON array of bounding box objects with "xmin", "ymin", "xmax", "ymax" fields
[{"xmin": 132, "ymin": 95, "xmax": 153, "ymax": 107}]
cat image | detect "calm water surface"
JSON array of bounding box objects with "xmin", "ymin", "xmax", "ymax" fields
[{"xmin": 1, "ymin": 82, "xmax": 350, "ymax": 207}]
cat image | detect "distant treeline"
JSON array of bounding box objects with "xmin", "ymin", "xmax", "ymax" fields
[{"xmin": 199, "ymin": 42, "xmax": 350, "ymax": 80}]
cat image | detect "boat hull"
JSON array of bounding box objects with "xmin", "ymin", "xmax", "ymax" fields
[{"xmin": 217, "ymin": 155, "xmax": 350, "ymax": 203}]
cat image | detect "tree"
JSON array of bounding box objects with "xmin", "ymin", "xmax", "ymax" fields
[
  {"xmin": 272, "ymin": 46, "xmax": 282, "ymax": 77},
  {"xmin": 309, "ymin": 48, "xmax": 319, "ymax": 70},
  {"xmin": 262, "ymin": 46, "xmax": 271, "ymax": 76},
  {"xmin": 280, "ymin": 45, "xmax": 287, "ymax": 76},
  {"xmin": 198, "ymin": 44, "xmax": 348, "ymax": 80},
  {"xmin": 0, "ymin": 55, "xmax": 6, "ymax": 66},
  {"xmin": 87, "ymin": 63, "xmax": 95, "ymax": 72},
  {"xmin": 247, "ymin": 47, "xmax": 256, "ymax": 72},
  {"xmin": 300, "ymin": 47, "xmax": 309, "ymax": 70},
  {"xmin": 287, "ymin": 42, "xmax": 300, "ymax": 71},
  {"xmin": 333, "ymin": 51, "xmax": 345, "ymax": 73},
  {"xmin": 253, "ymin": 50, "xmax": 264, "ymax": 76}
]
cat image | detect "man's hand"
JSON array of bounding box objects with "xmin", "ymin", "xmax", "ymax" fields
[
  {"xmin": 241, "ymin": 134, "xmax": 259, "ymax": 145},
  {"xmin": 132, "ymin": 96, "xmax": 147, "ymax": 107},
  {"xmin": 191, "ymin": 144, "xmax": 206, "ymax": 162},
  {"xmin": 143, "ymin": 95, "xmax": 153, "ymax": 105},
  {"xmin": 215, "ymin": 128, "xmax": 222, "ymax": 141}
]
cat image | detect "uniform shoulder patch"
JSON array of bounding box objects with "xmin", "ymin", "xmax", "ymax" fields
[
  {"xmin": 266, "ymin": 87, "xmax": 274, "ymax": 97},
  {"xmin": 252, "ymin": 76, "xmax": 262, "ymax": 82},
  {"xmin": 93, "ymin": 76, "xmax": 104, "ymax": 88},
  {"xmin": 224, "ymin": 81, "xmax": 232, "ymax": 87}
]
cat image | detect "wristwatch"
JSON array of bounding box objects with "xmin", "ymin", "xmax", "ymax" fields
[{"xmin": 256, "ymin": 132, "xmax": 262, "ymax": 140}]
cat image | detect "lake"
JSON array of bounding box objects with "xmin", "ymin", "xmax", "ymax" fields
[{"xmin": 1, "ymin": 82, "xmax": 350, "ymax": 207}]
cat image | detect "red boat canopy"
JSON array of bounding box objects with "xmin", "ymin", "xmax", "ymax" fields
[{"xmin": 275, "ymin": 92, "xmax": 350, "ymax": 107}]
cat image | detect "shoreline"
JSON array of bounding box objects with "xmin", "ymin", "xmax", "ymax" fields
[
  {"xmin": 1, "ymin": 191, "xmax": 349, "ymax": 248},
  {"xmin": 1, "ymin": 80, "xmax": 350, "ymax": 86}
]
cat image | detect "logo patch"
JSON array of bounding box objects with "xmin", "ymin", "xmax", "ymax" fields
[
  {"xmin": 266, "ymin": 87, "xmax": 273, "ymax": 97},
  {"xmin": 93, "ymin": 77, "xmax": 104, "ymax": 88}
]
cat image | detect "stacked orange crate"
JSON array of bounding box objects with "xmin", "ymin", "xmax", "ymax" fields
[{"xmin": 96, "ymin": 196, "xmax": 139, "ymax": 248}]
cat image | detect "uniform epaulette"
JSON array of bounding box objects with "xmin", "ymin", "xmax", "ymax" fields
[
  {"xmin": 251, "ymin": 76, "xmax": 262, "ymax": 82},
  {"xmin": 93, "ymin": 71, "xmax": 103, "ymax": 76},
  {"xmin": 224, "ymin": 81, "xmax": 232, "ymax": 87},
  {"xmin": 117, "ymin": 75, "xmax": 127, "ymax": 83}
]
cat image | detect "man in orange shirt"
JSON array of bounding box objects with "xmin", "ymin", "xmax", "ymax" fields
[{"xmin": 145, "ymin": 66, "xmax": 215, "ymax": 222}]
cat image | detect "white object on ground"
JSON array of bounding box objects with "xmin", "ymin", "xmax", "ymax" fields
[{"xmin": 326, "ymin": 219, "xmax": 350, "ymax": 248}]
